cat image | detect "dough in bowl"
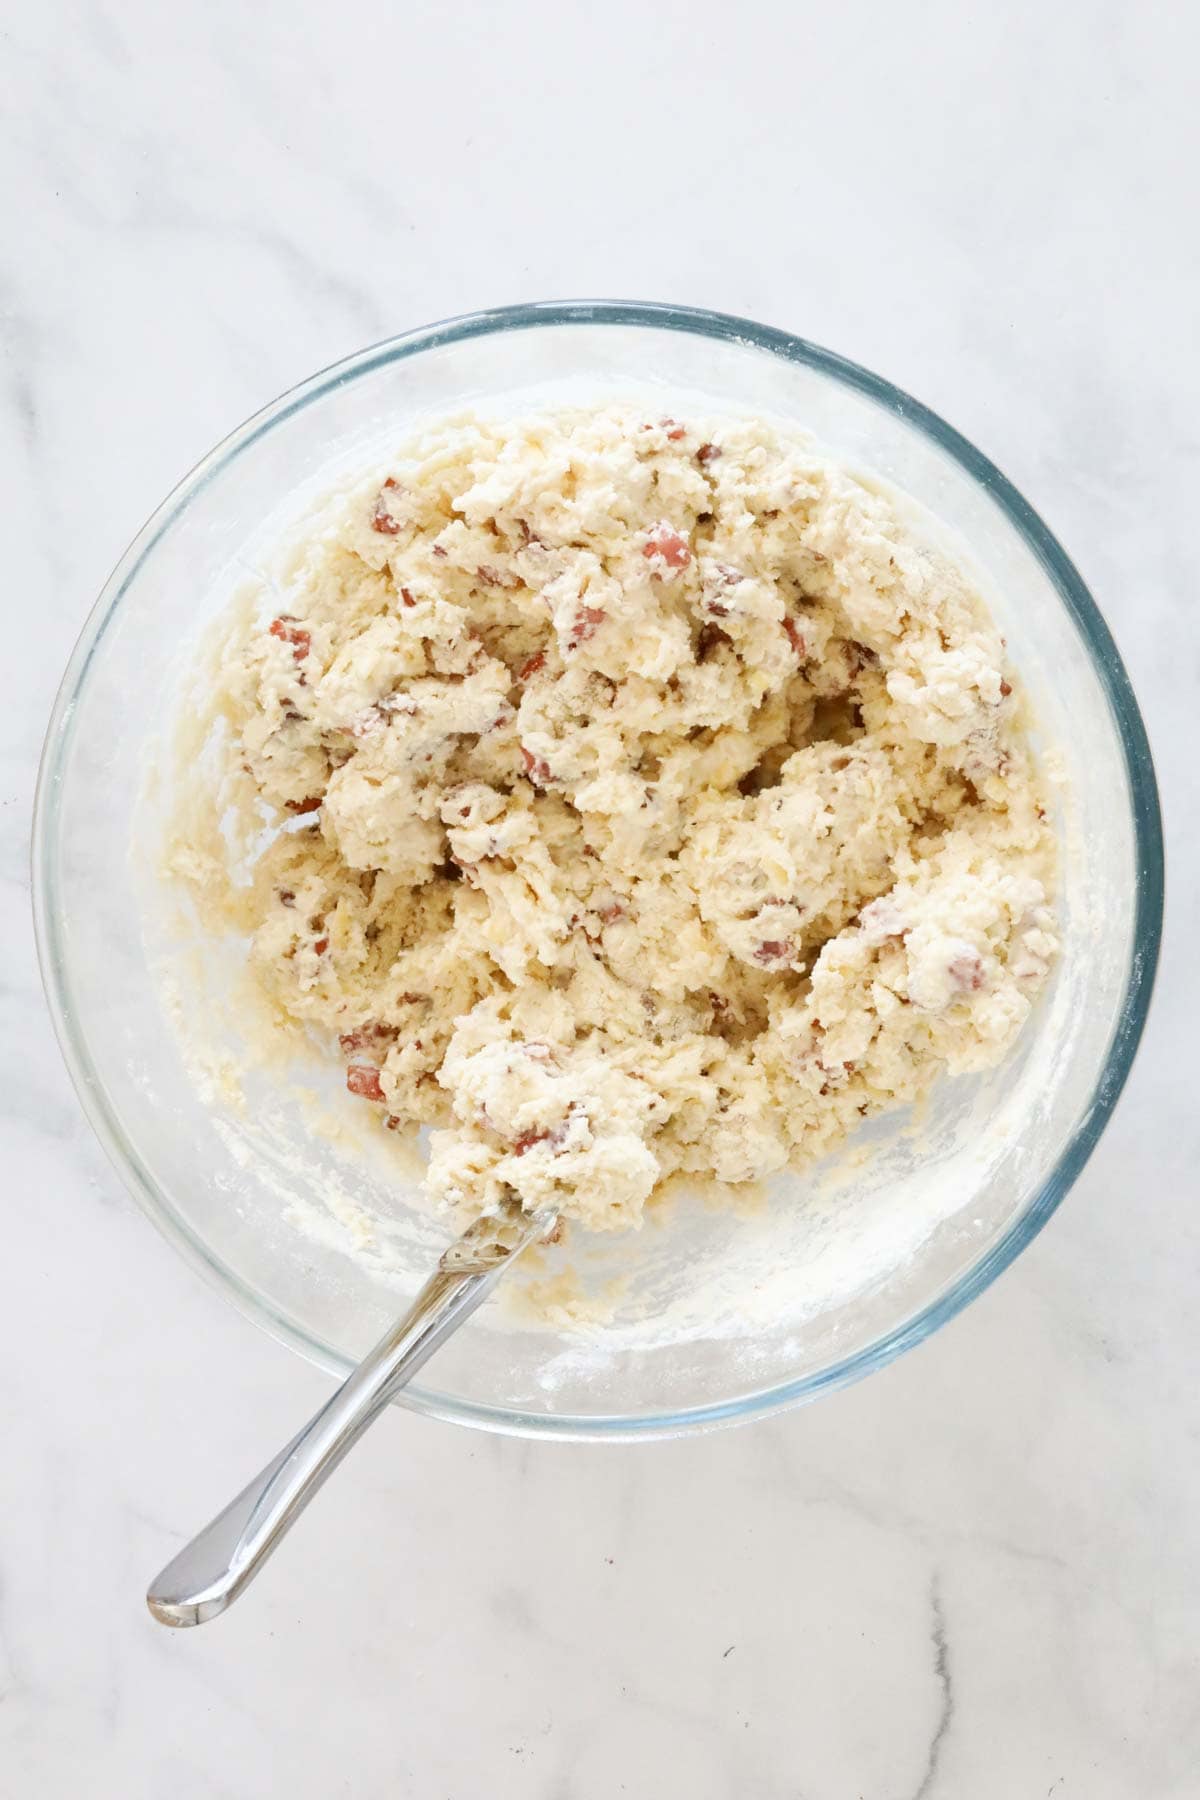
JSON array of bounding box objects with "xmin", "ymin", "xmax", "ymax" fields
[{"xmin": 167, "ymin": 405, "xmax": 1058, "ymax": 1237}]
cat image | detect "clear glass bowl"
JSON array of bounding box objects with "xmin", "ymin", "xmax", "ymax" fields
[{"xmin": 33, "ymin": 302, "xmax": 1163, "ymax": 1440}]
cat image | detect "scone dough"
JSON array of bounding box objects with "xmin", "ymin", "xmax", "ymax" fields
[{"xmin": 172, "ymin": 406, "xmax": 1058, "ymax": 1235}]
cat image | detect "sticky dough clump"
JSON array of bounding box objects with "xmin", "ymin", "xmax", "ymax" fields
[{"xmin": 172, "ymin": 406, "xmax": 1058, "ymax": 1235}]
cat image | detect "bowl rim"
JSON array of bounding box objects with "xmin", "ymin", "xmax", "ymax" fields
[{"xmin": 32, "ymin": 298, "xmax": 1165, "ymax": 1441}]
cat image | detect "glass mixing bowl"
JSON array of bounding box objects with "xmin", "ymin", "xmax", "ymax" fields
[{"xmin": 33, "ymin": 302, "xmax": 1162, "ymax": 1439}]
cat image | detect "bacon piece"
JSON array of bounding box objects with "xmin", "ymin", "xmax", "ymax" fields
[
  {"xmin": 783, "ymin": 617, "xmax": 808, "ymax": 658},
  {"xmin": 520, "ymin": 746, "xmax": 553, "ymax": 785},
  {"xmin": 476, "ymin": 564, "xmax": 517, "ymax": 589},
  {"xmin": 268, "ymin": 617, "xmax": 311, "ymax": 662},
  {"xmin": 948, "ymin": 950, "xmax": 985, "ymax": 993},
  {"xmin": 512, "ymin": 1130, "xmax": 549, "ymax": 1156},
  {"xmin": 642, "ymin": 524, "xmax": 691, "ymax": 574},
  {"xmin": 370, "ymin": 478, "xmax": 402, "ymax": 536},
  {"xmin": 567, "ymin": 606, "xmax": 606, "ymax": 649},
  {"xmin": 338, "ymin": 1022, "xmax": 398, "ymax": 1055},
  {"xmin": 346, "ymin": 1065, "xmax": 385, "ymax": 1102}
]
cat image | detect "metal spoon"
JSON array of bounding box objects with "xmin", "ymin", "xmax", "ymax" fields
[{"xmin": 146, "ymin": 1206, "xmax": 557, "ymax": 1627}]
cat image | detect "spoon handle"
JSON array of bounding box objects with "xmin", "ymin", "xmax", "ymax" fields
[{"xmin": 146, "ymin": 1211, "xmax": 555, "ymax": 1627}]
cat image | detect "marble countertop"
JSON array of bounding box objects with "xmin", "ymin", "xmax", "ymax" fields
[{"xmin": 4, "ymin": 2, "xmax": 1196, "ymax": 1794}]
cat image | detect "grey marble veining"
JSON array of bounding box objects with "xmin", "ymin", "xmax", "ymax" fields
[{"xmin": 2, "ymin": 1, "xmax": 1197, "ymax": 1794}]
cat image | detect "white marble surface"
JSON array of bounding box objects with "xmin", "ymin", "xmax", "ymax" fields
[{"xmin": 3, "ymin": 2, "xmax": 1197, "ymax": 1793}]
